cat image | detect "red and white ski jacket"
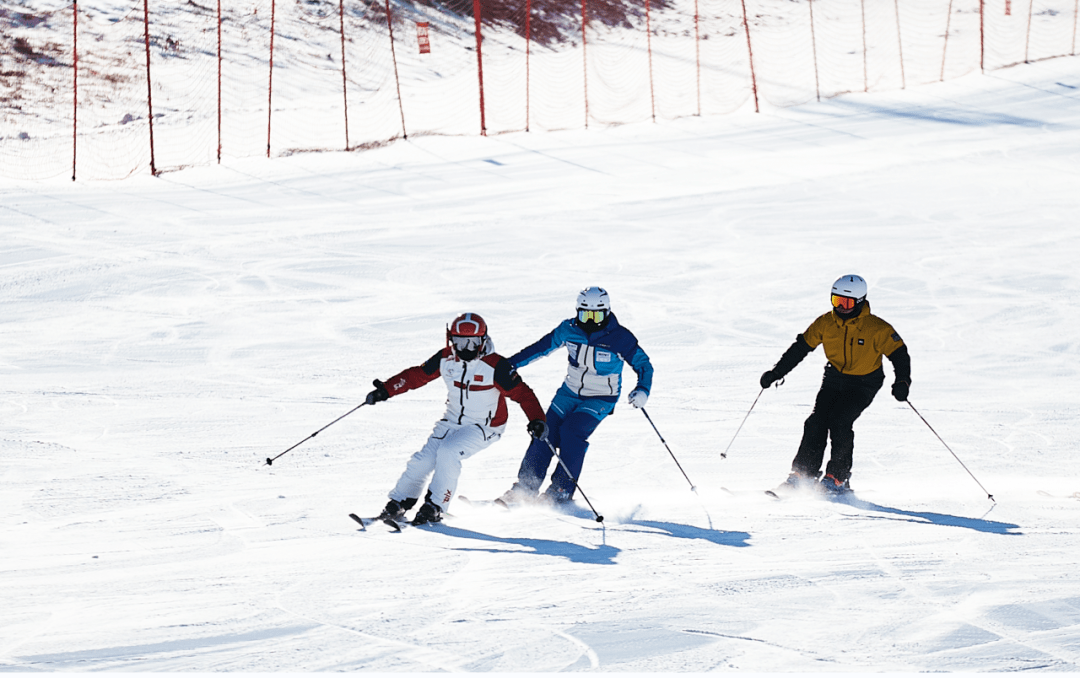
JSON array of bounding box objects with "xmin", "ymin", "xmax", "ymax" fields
[{"xmin": 381, "ymin": 347, "xmax": 545, "ymax": 432}]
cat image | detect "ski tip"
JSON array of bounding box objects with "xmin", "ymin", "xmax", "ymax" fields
[
  {"xmin": 764, "ymin": 490, "xmax": 779, "ymax": 498},
  {"xmin": 382, "ymin": 519, "xmax": 402, "ymax": 533},
  {"xmin": 348, "ymin": 513, "xmax": 366, "ymax": 529}
]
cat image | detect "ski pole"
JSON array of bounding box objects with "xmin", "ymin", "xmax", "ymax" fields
[
  {"xmin": 906, "ymin": 400, "xmax": 995, "ymax": 502},
  {"xmin": 545, "ymin": 439, "xmax": 604, "ymax": 523},
  {"xmin": 721, "ymin": 388, "xmax": 764, "ymax": 459},
  {"xmin": 641, "ymin": 408, "xmax": 714, "ymax": 530},
  {"xmin": 265, "ymin": 402, "xmax": 367, "ymax": 466},
  {"xmin": 641, "ymin": 408, "xmax": 698, "ymax": 492}
]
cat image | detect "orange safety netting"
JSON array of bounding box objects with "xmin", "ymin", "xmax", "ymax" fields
[{"xmin": 2, "ymin": 0, "xmax": 1077, "ymax": 180}]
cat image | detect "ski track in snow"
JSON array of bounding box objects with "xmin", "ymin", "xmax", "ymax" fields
[{"xmin": 2, "ymin": 57, "xmax": 1080, "ymax": 672}]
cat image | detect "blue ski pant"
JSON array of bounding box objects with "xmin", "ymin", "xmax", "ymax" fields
[{"xmin": 516, "ymin": 385, "xmax": 617, "ymax": 498}]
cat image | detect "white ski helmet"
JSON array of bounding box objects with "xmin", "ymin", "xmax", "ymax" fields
[
  {"xmin": 577, "ymin": 286, "xmax": 611, "ymax": 311},
  {"xmin": 831, "ymin": 274, "xmax": 867, "ymax": 314},
  {"xmin": 575, "ymin": 286, "xmax": 611, "ymax": 332}
]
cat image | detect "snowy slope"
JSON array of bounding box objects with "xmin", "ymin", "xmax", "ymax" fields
[{"xmin": 2, "ymin": 56, "xmax": 1080, "ymax": 671}]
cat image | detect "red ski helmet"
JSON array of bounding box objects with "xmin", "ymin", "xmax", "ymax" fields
[{"xmin": 447, "ymin": 313, "xmax": 488, "ymax": 361}]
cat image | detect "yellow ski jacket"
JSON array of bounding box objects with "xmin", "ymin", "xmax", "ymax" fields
[{"xmin": 802, "ymin": 302, "xmax": 905, "ymax": 376}]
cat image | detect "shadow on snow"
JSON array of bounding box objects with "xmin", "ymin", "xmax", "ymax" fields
[
  {"xmin": 432, "ymin": 524, "xmax": 621, "ymax": 564},
  {"xmin": 616, "ymin": 520, "xmax": 752, "ymax": 548},
  {"xmin": 839, "ymin": 496, "xmax": 1021, "ymax": 535}
]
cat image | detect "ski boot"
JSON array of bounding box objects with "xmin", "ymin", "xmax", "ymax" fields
[
  {"xmin": 411, "ymin": 500, "xmax": 443, "ymax": 525},
  {"xmin": 769, "ymin": 471, "xmax": 816, "ymax": 497},
  {"xmin": 378, "ymin": 497, "xmax": 415, "ymax": 522},
  {"xmin": 538, "ymin": 485, "xmax": 572, "ymax": 507},
  {"xmin": 497, "ymin": 482, "xmax": 537, "ymax": 508},
  {"xmin": 819, "ymin": 473, "xmax": 852, "ymax": 495}
]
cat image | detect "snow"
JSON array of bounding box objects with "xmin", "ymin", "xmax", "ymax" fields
[{"xmin": 2, "ymin": 55, "xmax": 1080, "ymax": 672}]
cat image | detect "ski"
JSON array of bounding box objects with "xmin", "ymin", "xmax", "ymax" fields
[
  {"xmin": 458, "ymin": 496, "xmax": 510, "ymax": 509},
  {"xmin": 764, "ymin": 486, "xmax": 854, "ymax": 500},
  {"xmin": 348, "ymin": 513, "xmax": 411, "ymax": 532},
  {"xmin": 1037, "ymin": 490, "xmax": 1080, "ymax": 500},
  {"xmin": 765, "ymin": 482, "xmax": 798, "ymax": 499},
  {"xmin": 385, "ymin": 517, "xmax": 448, "ymax": 530}
]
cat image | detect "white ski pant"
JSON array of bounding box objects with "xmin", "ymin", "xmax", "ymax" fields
[{"xmin": 389, "ymin": 420, "xmax": 501, "ymax": 510}]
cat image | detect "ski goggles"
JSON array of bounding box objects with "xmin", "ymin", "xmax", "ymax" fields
[
  {"xmin": 451, "ymin": 335, "xmax": 482, "ymax": 352},
  {"xmin": 831, "ymin": 294, "xmax": 857, "ymax": 311},
  {"xmin": 577, "ymin": 309, "xmax": 607, "ymax": 324}
]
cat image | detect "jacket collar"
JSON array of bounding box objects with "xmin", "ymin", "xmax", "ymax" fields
[
  {"xmin": 831, "ymin": 301, "xmax": 871, "ymax": 326},
  {"xmin": 570, "ymin": 311, "xmax": 621, "ymax": 339}
]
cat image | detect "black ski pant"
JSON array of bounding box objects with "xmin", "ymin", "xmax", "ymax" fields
[{"xmin": 791, "ymin": 365, "xmax": 883, "ymax": 483}]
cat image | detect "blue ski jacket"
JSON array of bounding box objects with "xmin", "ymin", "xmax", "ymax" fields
[{"xmin": 508, "ymin": 313, "xmax": 653, "ymax": 399}]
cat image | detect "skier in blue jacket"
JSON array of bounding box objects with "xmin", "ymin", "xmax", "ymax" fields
[{"xmin": 501, "ymin": 286, "xmax": 654, "ymax": 504}]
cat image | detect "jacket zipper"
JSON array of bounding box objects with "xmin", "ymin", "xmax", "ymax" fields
[
  {"xmin": 457, "ymin": 362, "xmax": 468, "ymax": 425},
  {"xmin": 841, "ymin": 325, "xmax": 849, "ymax": 374},
  {"xmin": 578, "ymin": 344, "xmax": 590, "ymax": 396}
]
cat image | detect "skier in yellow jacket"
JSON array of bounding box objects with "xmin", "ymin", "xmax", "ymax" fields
[{"xmin": 760, "ymin": 274, "xmax": 911, "ymax": 494}]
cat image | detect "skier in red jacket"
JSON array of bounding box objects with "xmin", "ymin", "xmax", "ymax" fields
[{"xmin": 364, "ymin": 313, "xmax": 547, "ymax": 525}]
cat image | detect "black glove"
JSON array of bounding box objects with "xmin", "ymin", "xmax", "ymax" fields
[
  {"xmin": 760, "ymin": 370, "xmax": 779, "ymax": 389},
  {"xmin": 527, "ymin": 419, "xmax": 548, "ymax": 440},
  {"xmin": 891, "ymin": 381, "xmax": 909, "ymax": 402},
  {"xmin": 365, "ymin": 379, "xmax": 390, "ymax": 405}
]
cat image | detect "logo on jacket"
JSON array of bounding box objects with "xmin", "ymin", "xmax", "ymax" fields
[{"xmin": 596, "ymin": 350, "xmax": 613, "ymax": 362}]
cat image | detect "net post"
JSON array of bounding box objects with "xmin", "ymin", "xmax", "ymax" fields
[
  {"xmin": 72, "ymin": 0, "xmax": 78, "ymax": 181},
  {"xmin": 526, "ymin": 0, "xmax": 532, "ymax": 131},
  {"xmin": 694, "ymin": 0, "xmax": 701, "ymax": 116},
  {"xmin": 860, "ymin": 0, "xmax": 868, "ymax": 91},
  {"xmin": 808, "ymin": 0, "xmax": 820, "ymax": 101},
  {"xmin": 384, "ymin": 0, "xmax": 407, "ymax": 138},
  {"xmin": 1024, "ymin": 0, "xmax": 1035, "ymax": 62},
  {"xmin": 646, "ymin": 0, "xmax": 656, "ymax": 121},
  {"xmin": 142, "ymin": 0, "xmax": 157, "ymax": 175},
  {"xmin": 738, "ymin": 0, "xmax": 760, "ymax": 112},
  {"xmin": 894, "ymin": 0, "xmax": 906, "ymax": 88},
  {"xmin": 217, "ymin": 0, "xmax": 222, "ymax": 162},
  {"xmin": 339, "ymin": 0, "xmax": 350, "ymax": 149},
  {"xmin": 979, "ymin": 0, "xmax": 986, "ymax": 71},
  {"xmin": 473, "ymin": 0, "xmax": 487, "ymax": 135},
  {"xmin": 267, "ymin": 0, "xmax": 276, "ymax": 158},
  {"xmin": 940, "ymin": 0, "xmax": 955, "ymax": 81},
  {"xmin": 581, "ymin": 0, "xmax": 589, "ymax": 128}
]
